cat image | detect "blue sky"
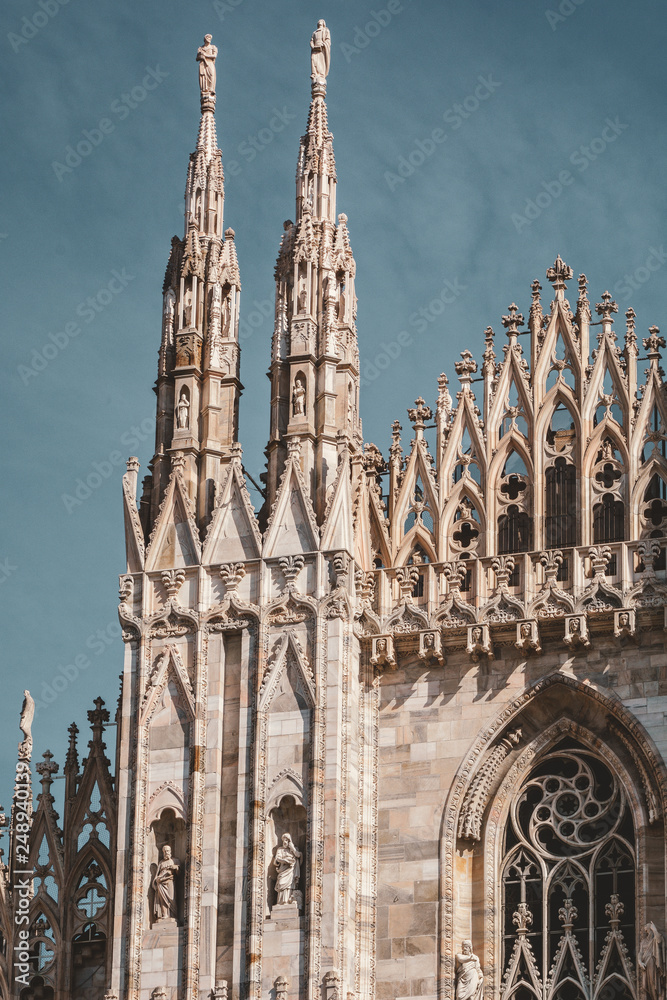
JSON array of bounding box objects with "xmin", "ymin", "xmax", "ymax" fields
[{"xmin": 2, "ymin": 0, "xmax": 666, "ymax": 809}]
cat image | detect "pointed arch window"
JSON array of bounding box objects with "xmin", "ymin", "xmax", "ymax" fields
[
  {"xmin": 500, "ymin": 740, "xmax": 636, "ymax": 1000},
  {"xmin": 498, "ymin": 504, "xmax": 532, "ymax": 554},
  {"xmin": 593, "ymin": 494, "xmax": 625, "ymax": 543},
  {"xmin": 545, "ymin": 458, "xmax": 577, "ymax": 548}
]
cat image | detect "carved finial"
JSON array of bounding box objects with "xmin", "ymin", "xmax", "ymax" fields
[
  {"xmin": 390, "ymin": 421, "xmax": 403, "ymax": 464},
  {"xmin": 529, "ymin": 282, "xmax": 542, "ymax": 326},
  {"xmin": 36, "ymin": 750, "xmax": 58, "ymax": 800},
  {"xmin": 88, "ymin": 697, "xmax": 109, "ymax": 750},
  {"xmin": 455, "ymin": 349, "xmax": 478, "ymax": 381},
  {"xmin": 437, "ymin": 373, "xmax": 453, "ymax": 422},
  {"xmin": 197, "ymin": 34, "xmax": 218, "ymax": 111},
  {"xmin": 287, "ymin": 437, "xmax": 302, "ymax": 459},
  {"xmin": 65, "ymin": 722, "xmax": 79, "ymax": 774},
  {"xmin": 161, "ymin": 568, "xmax": 186, "ymax": 601},
  {"xmin": 625, "ymin": 307, "xmax": 637, "ymax": 348},
  {"xmin": 501, "ymin": 304, "xmax": 525, "ymax": 336},
  {"xmin": 546, "ymin": 255, "xmax": 573, "ymax": 298},
  {"xmin": 310, "ymin": 20, "xmax": 331, "ymax": 95},
  {"xmin": 595, "ymin": 290, "xmax": 618, "ymax": 323},
  {"xmin": 482, "ymin": 327, "xmax": 496, "ymax": 376},
  {"xmin": 644, "ymin": 326, "xmax": 666, "ymax": 366},
  {"xmin": 407, "ymin": 397, "xmax": 432, "ymax": 435}
]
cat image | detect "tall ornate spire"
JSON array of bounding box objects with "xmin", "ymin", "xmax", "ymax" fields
[
  {"xmin": 142, "ymin": 33, "xmax": 243, "ymax": 534},
  {"xmin": 265, "ymin": 20, "xmax": 361, "ymax": 523}
]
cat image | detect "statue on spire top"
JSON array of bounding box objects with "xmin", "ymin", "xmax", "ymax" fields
[
  {"xmin": 197, "ymin": 34, "xmax": 218, "ymax": 97},
  {"xmin": 310, "ymin": 20, "xmax": 331, "ymax": 86}
]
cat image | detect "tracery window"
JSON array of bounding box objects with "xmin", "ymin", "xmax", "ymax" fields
[{"xmin": 501, "ymin": 741, "xmax": 636, "ymax": 1000}]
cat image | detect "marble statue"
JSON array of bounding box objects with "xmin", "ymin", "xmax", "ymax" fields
[
  {"xmin": 310, "ymin": 20, "xmax": 331, "ymax": 84},
  {"xmin": 152, "ymin": 844, "xmax": 180, "ymax": 921},
  {"xmin": 455, "ymin": 940, "xmax": 484, "ymax": 1000},
  {"xmin": 197, "ymin": 35, "xmax": 218, "ymax": 96},
  {"xmin": 639, "ymin": 922, "xmax": 665, "ymax": 1000},
  {"xmin": 274, "ymin": 833, "xmax": 302, "ymax": 905},
  {"xmin": 292, "ymin": 378, "xmax": 306, "ymax": 417},
  {"xmin": 177, "ymin": 391, "xmax": 190, "ymax": 430},
  {"xmin": 19, "ymin": 690, "xmax": 34, "ymax": 761}
]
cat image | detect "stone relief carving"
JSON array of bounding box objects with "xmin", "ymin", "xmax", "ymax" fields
[
  {"xmin": 515, "ymin": 619, "xmax": 541, "ymax": 655},
  {"xmin": 563, "ymin": 614, "xmax": 590, "ymax": 649},
  {"xmin": 370, "ymin": 635, "xmax": 396, "ymax": 671},
  {"xmin": 458, "ymin": 729, "xmax": 522, "ymax": 842},
  {"xmin": 455, "ymin": 940, "xmax": 484, "ymax": 1000},
  {"xmin": 467, "ymin": 624, "xmax": 493, "ymax": 662},
  {"xmin": 418, "ymin": 630, "xmax": 445, "ymax": 666},
  {"xmin": 614, "ymin": 607, "xmax": 636, "ymax": 640},
  {"xmin": 152, "ymin": 844, "xmax": 180, "ymax": 921}
]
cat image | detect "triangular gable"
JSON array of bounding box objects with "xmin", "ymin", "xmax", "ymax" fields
[
  {"xmin": 263, "ymin": 454, "xmax": 319, "ymax": 558},
  {"xmin": 145, "ymin": 468, "xmax": 201, "ymax": 571},
  {"xmin": 441, "ymin": 391, "xmax": 486, "ymax": 483},
  {"xmin": 583, "ymin": 336, "xmax": 629, "ymax": 425},
  {"xmin": 202, "ymin": 460, "xmax": 261, "ymax": 564},
  {"xmin": 488, "ymin": 344, "xmax": 534, "ymax": 437},
  {"xmin": 140, "ymin": 645, "xmax": 195, "ymax": 725},
  {"xmin": 534, "ymin": 300, "xmax": 583, "ymax": 387},
  {"xmin": 321, "ymin": 454, "xmax": 354, "ymax": 553},
  {"xmin": 258, "ymin": 631, "xmax": 315, "ymax": 711},
  {"xmin": 393, "ymin": 439, "xmax": 439, "ymax": 529}
]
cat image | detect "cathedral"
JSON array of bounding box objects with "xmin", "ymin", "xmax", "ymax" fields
[{"xmin": 6, "ymin": 19, "xmax": 667, "ymax": 1000}]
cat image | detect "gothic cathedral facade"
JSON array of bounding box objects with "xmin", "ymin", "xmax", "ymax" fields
[{"xmin": 6, "ymin": 21, "xmax": 667, "ymax": 1000}]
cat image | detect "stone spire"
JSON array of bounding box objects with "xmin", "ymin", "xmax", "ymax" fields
[
  {"xmin": 265, "ymin": 20, "xmax": 361, "ymax": 523},
  {"xmin": 144, "ymin": 32, "xmax": 243, "ymax": 534}
]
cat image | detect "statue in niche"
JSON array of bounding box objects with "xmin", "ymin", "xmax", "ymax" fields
[
  {"xmin": 152, "ymin": 844, "xmax": 180, "ymax": 921},
  {"xmin": 639, "ymin": 923, "xmax": 666, "ymax": 1000},
  {"xmin": 298, "ymin": 279, "xmax": 307, "ymax": 313},
  {"xmin": 310, "ymin": 20, "xmax": 331, "ymax": 84},
  {"xmin": 183, "ymin": 291, "xmax": 193, "ymax": 328},
  {"xmin": 274, "ymin": 833, "xmax": 302, "ymax": 906},
  {"xmin": 176, "ymin": 391, "xmax": 190, "ymax": 430},
  {"xmin": 455, "ymin": 940, "xmax": 484, "ymax": 1000},
  {"xmin": 197, "ymin": 34, "xmax": 217, "ymax": 96},
  {"xmin": 292, "ymin": 377, "xmax": 306, "ymax": 417}
]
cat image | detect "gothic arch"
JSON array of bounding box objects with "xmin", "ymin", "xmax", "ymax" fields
[
  {"xmin": 583, "ymin": 420, "xmax": 630, "ymax": 477},
  {"xmin": 395, "ymin": 526, "xmax": 437, "ymax": 569},
  {"xmin": 535, "ymin": 386, "xmax": 581, "ymax": 451},
  {"xmin": 439, "ymin": 675, "xmax": 667, "ymax": 1000}
]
